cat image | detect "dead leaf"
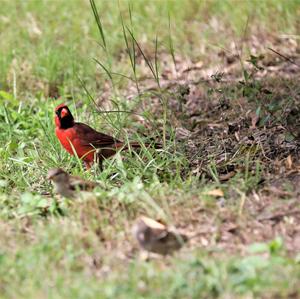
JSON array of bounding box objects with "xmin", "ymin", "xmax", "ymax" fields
[
  {"xmin": 286, "ymin": 155, "xmax": 293, "ymax": 169},
  {"xmin": 250, "ymin": 112, "xmax": 259, "ymax": 129},
  {"xmin": 219, "ymin": 171, "xmax": 236, "ymax": 181},
  {"xmin": 205, "ymin": 189, "xmax": 224, "ymax": 197}
]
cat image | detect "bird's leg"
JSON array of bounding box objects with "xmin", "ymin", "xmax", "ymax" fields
[
  {"xmin": 98, "ymin": 160, "xmax": 103, "ymax": 172},
  {"xmin": 95, "ymin": 151, "xmax": 104, "ymax": 172}
]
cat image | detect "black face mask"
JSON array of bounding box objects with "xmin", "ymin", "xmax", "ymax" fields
[{"xmin": 56, "ymin": 107, "xmax": 74, "ymax": 129}]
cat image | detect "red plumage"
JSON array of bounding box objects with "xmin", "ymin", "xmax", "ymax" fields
[{"xmin": 54, "ymin": 104, "xmax": 141, "ymax": 169}]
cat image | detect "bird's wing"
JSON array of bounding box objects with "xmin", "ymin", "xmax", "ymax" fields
[
  {"xmin": 159, "ymin": 231, "xmax": 188, "ymax": 246},
  {"xmin": 69, "ymin": 175, "xmax": 98, "ymax": 191},
  {"xmin": 139, "ymin": 217, "xmax": 169, "ymax": 241},
  {"xmin": 154, "ymin": 229, "xmax": 169, "ymax": 241},
  {"xmin": 74, "ymin": 122, "xmax": 121, "ymax": 148}
]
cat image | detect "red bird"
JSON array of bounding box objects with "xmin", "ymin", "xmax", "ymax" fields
[{"xmin": 54, "ymin": 104, "xmax": 143, "ymax": 169}]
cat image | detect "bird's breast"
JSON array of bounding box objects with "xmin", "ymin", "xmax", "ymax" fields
[{"xmin": 55, "ymin": 127, "xmax": 95, "ymax": 162}]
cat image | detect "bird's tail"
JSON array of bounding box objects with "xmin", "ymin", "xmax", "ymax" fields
[{"xmin": 116, "ymin": 141, "xmax": 162, "ymax": 150}]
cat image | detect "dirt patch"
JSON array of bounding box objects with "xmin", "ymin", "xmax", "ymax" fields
[
  {"xmin": 87, "ymin": 34, "xmax": 300, "ymax": 255},
  {"xmin": 175, "ymin": 192, "xmax": 300, "ymax": 255},
  {"xmin": 116, "ymin": 35, "xmax": 300, "ymax": 254}
]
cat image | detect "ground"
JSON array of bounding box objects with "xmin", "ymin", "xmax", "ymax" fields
[{"xmin": 0, "ymin": 1, "xmax": 300, "ymax": 298}]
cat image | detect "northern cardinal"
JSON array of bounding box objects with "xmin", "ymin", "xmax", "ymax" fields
[
  {"xmin": 132, "ymin": 216, "xmax": 188, "ymax": 255},
  {"xmin": 54, "ymin": 104, "xmax": 145, "ymax": 169},
  {"xmin": 47, "ymin": 168, "xmax": 99, "ymax": 198}
]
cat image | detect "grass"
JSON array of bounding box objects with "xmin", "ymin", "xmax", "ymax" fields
[
  {"xmin": 1, "ymin": 0, "xmax": 300, "ymax": 298},
  {"xmin": 0, "ymin": 235, "xmax": 299, "ymax": 298},
  {"xmin": 0, "ymin": 0, "xmax": 299, "ymax": 93}
]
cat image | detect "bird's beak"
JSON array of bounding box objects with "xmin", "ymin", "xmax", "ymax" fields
[
  {"xmin": 61, "ymin": 108, "xmax": 69, "ymax": 118},
  {"xmin": 47, "ymin": 174, "xmax": 53, "ymax": 180}
]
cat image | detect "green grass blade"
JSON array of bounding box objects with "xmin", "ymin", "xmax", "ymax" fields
[{"xmin": 89, "ymin": 0, "xmax": 106, "ymax": 50}]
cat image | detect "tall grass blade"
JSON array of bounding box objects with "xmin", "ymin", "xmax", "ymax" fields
[
  {"xmin": 121, "ymin": 14, "xmax": 134, "ymax": 71},
  {"xmin": 77, "ymin": 74, "xmax": 117, "ymax": 132},
  {"xmin": 93, "ymin": 57, "xmax": 116, "ymax": 94},
  {"xmin": 128, "ymin": 3, "xmax": 137, "ymax": 75},
  {"xmin": 126, "ymin": 27, "xmax": 157, "ymax": 83},
  {"xmin": 93, "ymin": 58, "xmax": 113, "ymax": 82},
  {"xmin": 168, "ymin": 13, "xmax": 177, "ymax": 74},
  {"xmin": 154, "ymin": 35, "xmax": 160, "ymax": 87},
  {"xmin": 89, "ymin": 0, "xmax": 106, "ymax": 50},
  {"xmin": 121, "ymin": 9, "xmax": 139, "ymax": 94},
  {"xmin": 76, "ymin": 74, "xmax": 99, "ymax": 110}
]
